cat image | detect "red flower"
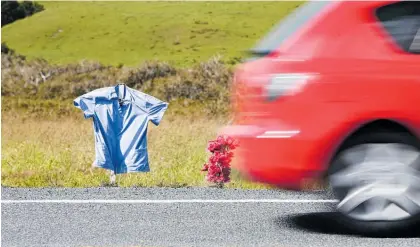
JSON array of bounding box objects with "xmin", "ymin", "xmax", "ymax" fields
[
  {"xmin": 207, "ymin": 141, "xmax": 221, "ymax": 152},
  {"xmin": 226, "ymin": 136, "xmax": 233, "ymax": 145},
  {"xmin": 201, "ymin": 163, "xmax": 209, "ymax": 171},
  {"xmin": 201, "ymin": 135, "xmax": 239, "ymax": 185}
]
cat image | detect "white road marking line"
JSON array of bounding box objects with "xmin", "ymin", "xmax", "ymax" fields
[{"xmin": 1, "ymin": 199, "xmax": 338, "ymax": 204}]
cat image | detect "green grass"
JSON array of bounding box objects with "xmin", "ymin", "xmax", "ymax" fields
[{"xmin": 1, "ymin": 1, "xmax": 301, "ymax": 67}]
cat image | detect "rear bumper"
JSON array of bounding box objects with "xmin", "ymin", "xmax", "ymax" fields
[{"xmin": 220, "ymin": 123, "xmax": 324, "ymax": 189}]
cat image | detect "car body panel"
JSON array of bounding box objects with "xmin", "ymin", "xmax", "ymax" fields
[{"xmin": 222, "ymin": 0, "xmax": 420, "ymax": 189}]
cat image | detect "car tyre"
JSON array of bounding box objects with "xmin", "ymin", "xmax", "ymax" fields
[{"xmin": 328, "ymin": 132, "xmax": 420, "ymax": 236}]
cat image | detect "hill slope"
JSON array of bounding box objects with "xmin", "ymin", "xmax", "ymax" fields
[{"xmin": 1, "ymin": 1, "xmax": 301, "ymax": 67}]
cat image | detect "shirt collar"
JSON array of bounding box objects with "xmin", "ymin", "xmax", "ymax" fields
[
  {"xmin": 108, "ymin": 85, "xmax": 121, "ymax": 100},
  {"xmin": 108, "ymin": 88, "xmax": 118, "ymax": 100},
  {"xmin": 108, "ymin": 84, "xmax": 132, "ymax": 101}
]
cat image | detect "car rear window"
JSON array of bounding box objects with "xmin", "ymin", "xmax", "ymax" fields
[
  {"xmin": 375, "ymin": 1, "xmax": 420, "ymax": 54},
  {"xmin": 250, "ymin": 1, "xmax": 331, "ymax": 56}
]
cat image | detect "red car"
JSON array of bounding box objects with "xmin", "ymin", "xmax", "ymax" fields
[{"xmin": 222, "ymin": 0, "xmax": 420, "ymax": 234}]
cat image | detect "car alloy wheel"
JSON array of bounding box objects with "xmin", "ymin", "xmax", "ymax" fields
[
  {"xmin": 327, "ymin": 132, "xmax": 420, "ymax": 234},
  {"xmin": 330, "ymin": 142, "xmax": 420, "ymax": 221}
]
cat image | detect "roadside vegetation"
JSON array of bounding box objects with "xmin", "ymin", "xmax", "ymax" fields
[
  {"xmin": 1, "ymin": 47, "xmax": 248, "ymax": 188},
  {"xmin": 1, "ymin": 1, "xmax": 303, "ymax": 189},
  {"xmin": 2, "ymin": 45, "xmax": 233, "ymax": 116},
  {"xmin": 2, "ymin": 112, "xmax": 272, "ymax": 189}
]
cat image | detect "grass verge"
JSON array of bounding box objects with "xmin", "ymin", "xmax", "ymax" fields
[{"xmin": 1, "ymin": 110, "xmax": 271, "ymax": 189}]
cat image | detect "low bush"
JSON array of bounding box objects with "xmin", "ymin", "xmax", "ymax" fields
[{"xmin": 1, "ymin": 48, "xmax": 233, "ymax": 114}]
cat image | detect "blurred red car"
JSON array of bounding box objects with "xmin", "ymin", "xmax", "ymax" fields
[{"xmin": 222, "ymin": 0, "xmax": 420, "ymax": 234}]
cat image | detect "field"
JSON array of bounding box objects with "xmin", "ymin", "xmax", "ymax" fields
[
  {"xmin": 1, "ymin": 1, "xmax": 302, "ymax": 189},
  {"xmin": 1, "ymin": 1, "xmax": 301, "ymax": 67}
]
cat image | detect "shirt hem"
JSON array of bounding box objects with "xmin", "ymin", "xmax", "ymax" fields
[
  {"xmin": 94, "ymin": 165, "xmax": 150, "ymax": 174},
  {"xmin": 93, "ymin": 163, "xmax": 114, "ymax": 171}
]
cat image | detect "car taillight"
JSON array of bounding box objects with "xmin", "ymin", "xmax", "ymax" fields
[{"xmin": 264, "ymin": 73, "xmax": 315, "ymax": 101}]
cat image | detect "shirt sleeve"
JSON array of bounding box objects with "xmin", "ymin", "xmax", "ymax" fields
[
  {"xmin": 73, "ymin": 94, "xmax": 96, "ymax": 119},
  {"xmin": 144, "ymin": 94, "xmax": 169, "ymax": 126}
]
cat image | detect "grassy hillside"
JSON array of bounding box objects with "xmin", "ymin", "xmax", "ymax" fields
[{"xmin": 1, "ymin": 1, "xmax": 301, "ymax": 67}]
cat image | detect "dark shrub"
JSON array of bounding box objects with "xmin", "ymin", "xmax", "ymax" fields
[
  {"xmin": 1, "ymin": 1, "xmax": 44, "ymax": 27},
  {"xmin": 1, "ymin": 43, "xmax": 15, "ymax": 55}
]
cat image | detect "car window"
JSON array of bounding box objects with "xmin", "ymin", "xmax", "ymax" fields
[
  {"xmin": 249, "ymin": 1, "xmax": 331, "ymax": 57},
  {"xmin": 375, "ymin": 1, "xmax": 420, "ymax": 54}
]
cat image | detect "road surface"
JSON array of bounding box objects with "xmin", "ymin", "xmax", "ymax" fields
[{"xmin": 2, "ymin": 187, "xmax": 420, "ymax": 247}]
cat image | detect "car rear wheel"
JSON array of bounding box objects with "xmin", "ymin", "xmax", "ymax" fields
[{"xmin": 328, "ymin": 132, "xmax": 420, "ymax": 236}]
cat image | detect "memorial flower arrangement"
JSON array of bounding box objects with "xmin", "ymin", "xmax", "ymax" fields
[{"xmin": 201, "ymin": 135, "xmax": 239, "ymax": 188}]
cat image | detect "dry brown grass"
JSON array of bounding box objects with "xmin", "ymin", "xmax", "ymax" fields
[
  {"xmin": 1, "ymin": 51, "xmax": 232, "ymax": 115},
  {"xmin": 1, "ymin": 112, "xmax": 269, "ymax": 189}
]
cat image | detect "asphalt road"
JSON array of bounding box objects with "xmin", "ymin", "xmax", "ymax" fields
[{"xmin": 2, "ymin": 187, "xmax": 420, "ymax": 247}]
